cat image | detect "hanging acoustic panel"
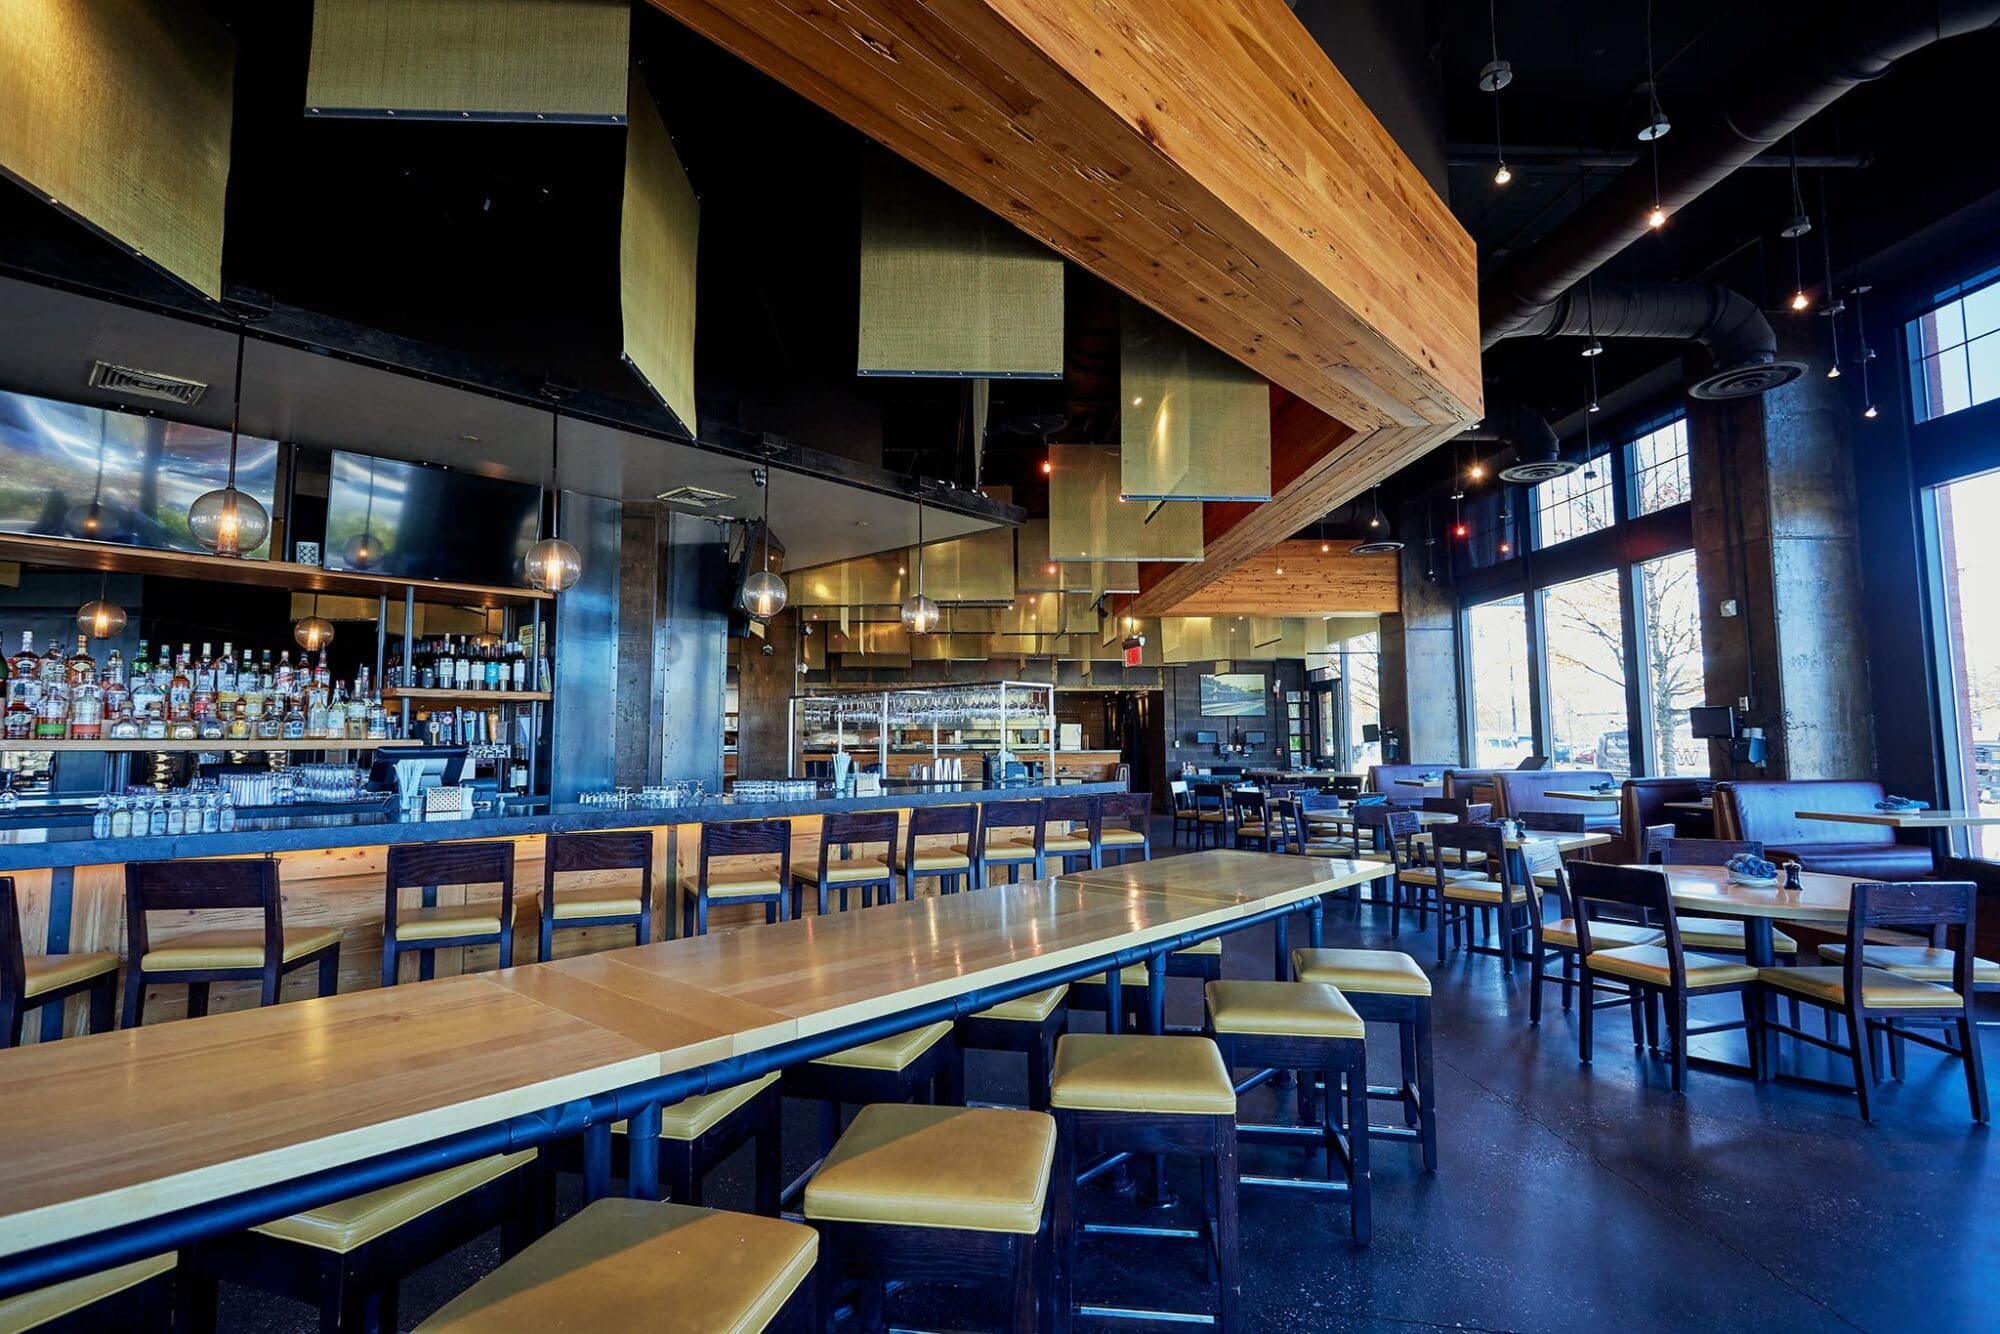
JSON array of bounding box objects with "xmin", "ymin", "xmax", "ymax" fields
[
  {"xmin": 620, "ymin": 71, "xmax": 700, "ymax": 436},
  {"xmin": 1120, "ymin": 299, "xmax": 1272, "ymax": 502},
  {"xmin": 790, "ymin": 552, "xmax": 906, "ymax": 608},
  {"xmin": 1047, "ymin": 445, "xmax": 1204, "ymax": 563},
  {"xmin": 857, "ymin": 163, "xmax": 1063, "ymax": 379},
  {"xmin": 0, "ymin": 0, "xmax": 234, "ymax": 300},
  {"xmin": 914, "ymin": 524, "xmax": 1015, "ymax": 604},
  {"xmin": 306, "ymin": 0, "xmax": 629, "ymax": 121}
]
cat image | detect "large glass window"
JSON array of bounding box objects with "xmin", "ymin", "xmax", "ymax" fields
[
  {"xmin": 1540, "ymin": 572, "xmax": 1630, "ymax": 776},
  {"xmin": 1533, "ymin": 464, "xmax": 1615, "ymax": 548},
  {"xmin": 1933, "ymin": 468, "xmax": 2000, "ymax": 855},
  {"xmin": 1341, "ymin": 633, "xmax": 1381, "ymax": 771},
  {"xmin": 1632, "ymin": 416, "xmax": 1691, "ymax": 515},
  {"xmin": 1635, "ymin": 550, "xmax": 1705, "ymax": 775},
  {"xmin": 1909, "ymin": 267, "xmax": 2000, "ymax": 424},
  {"xmin": 1465, "ymin": 596, "xmax": 1533, "ymax": 766}
]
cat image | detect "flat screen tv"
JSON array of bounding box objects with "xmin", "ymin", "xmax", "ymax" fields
[
  {"xmin": 1193, "ymin": 729, "xmax": 1220, "ymax": 746},
  {"xmin": 323, "ymin": 451, "xmax": 542, "ymax": 587},
  {"xmin": 1199, "ymin": 672, "xmax": 1267, "ymax": 717}
]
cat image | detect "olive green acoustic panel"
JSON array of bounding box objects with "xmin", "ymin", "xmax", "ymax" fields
[
  {"xmin": 1047, "ymin": 445, "xmax": 1204, "ymax": 563},
  {"xmin": 0, "ymin": 0, "xmax": 235, "ymax": 300},
  {"xmin": 792, "ymin": 552, "xmax": 906, "ymax": 608},
  {"xmin": 857, "ymin": 164, "xmax": 1064, "ymax": 379},
  {"xmin": 306, "ymin": 0, "xmax": 629, "ymax": 121},
  {"xmin": 620, "ymin": 71, "xmax": 700, "ymax": 436},
  {"xmin": 1120, "ymin": 299, "xmax": 1272, "ymax": 502},
  {"xmin": 914, "ymin": 524, "xmax": 1015, "ymax": 604}
]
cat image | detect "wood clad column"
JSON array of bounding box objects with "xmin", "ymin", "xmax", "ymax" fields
[{"xmin": 737, "ymin": 612, "xmax": 798, "ymax": 780}]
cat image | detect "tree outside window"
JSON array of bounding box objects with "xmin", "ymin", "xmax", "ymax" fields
[{"xmin": 1636, "ymin": 550, "xmax": 1705, "ymax": 775}]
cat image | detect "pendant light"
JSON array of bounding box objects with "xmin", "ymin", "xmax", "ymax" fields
[
  {"xmin": 77, "ymin": 572, "xmax": 126, "ymax": 640},
  {"xmin": 65, "ymin": 411, "xmax": 115, "ymax": 540},
  {"xmin": 525, "ymin": 399, "xmax": 583, "ymax": 593},
  {"xmin": 1853, "ymin": 283, "xmax": 1879, "ymax": 420},
  {"xmin": 293, "ymin": 594, "xmax": 335, "ymax": 652},
  {"xmin": 342, "ymin": 460, "xmax": 383, "ymax": 568},
  {"xmin": 898, "ymin": 488, "xmax": 940, "ymax": 635},
  {"xmin": 1782, "ymin": 139, "xmax": 1814, "ymax": 312},
  {"xmin": 1351, "ymin": 484, "xmax": 1404, "ymax": 555},
  {"xmin": 1481, "ymin": 0, "xmax": 1512, "ymax": 186},
  {"xmin": 1818, "ymin": 173, "xmax": 1846, "ymax": 377},
  {"xmin": 741, "ymin": 467, "xmax": 788, "ymax": 620},
  {"xmin": 187, "ymin": 328, "xmax": 271, "ymax": 557}
]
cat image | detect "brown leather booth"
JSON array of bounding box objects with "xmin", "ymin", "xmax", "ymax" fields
[
  {"xmin": 1366, "ymin": 764, "xmax": 1448, "ymax": 800},
  {"xmin": 1442, "ymin": 769, "xmax": 1504, "ymax": 807},
  {"xmin": 1714, "ymin": 780, "xmax": 1936, "ymax": 880},
  {"xmin": 1493, "ymin": 770, "xmax": 1623, "ymax": 835},
  {"xmin": 1616, "ymin": 776, "xmax": 1710, "ymax": 863}
]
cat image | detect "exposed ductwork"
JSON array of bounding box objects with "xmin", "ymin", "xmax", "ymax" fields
[
  {"xmin": 1460, "ymin": 402, "xmax": 1571, "ymax": 482},
  {"xmin": 1503, "ymin": 282, "xmax": 1808, "ymax": 400},
  {"xmin": 1479, "ymin": 1, "xmax": 2000, "ymax": 347}
]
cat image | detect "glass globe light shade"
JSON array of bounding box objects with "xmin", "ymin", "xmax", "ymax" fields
[
  {"xmin": 899, "ymin": 592, "xmax": 941, "ymax": 635},
  {"xmin": 65, "ymin": 500, "xmax": 115, "ymax": 541},
  {"xmin": 187, "ymin": 486, "xmax": 270, "ymax": 557},
  {"xmin": 742, "ymin": 569, "xmax": 788, "ymax": 620},
  {"xmin": 525, "ymin": 537, "xmax": 583, "ymax": 593},
  {"xmin": 341, "ymin": 530, "xmax": 383, "ymax": 569},
  {"xmin": 293, "ymin": 616, "xmax": 336, "ymax": 652},
  {"xmin": 77, "ymin": 599, "xmax": 127, "ymax": 639},
  {"xmin": 470, "ymin": 632, "xmax": 501, "ymax": 649}
]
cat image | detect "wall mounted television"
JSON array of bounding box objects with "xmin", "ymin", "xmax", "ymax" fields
[
  {"xmin": 1193, "ymin": 729, "xmax": 1221, "ymax": 746},
  {"xmin": 1199, "ymin": 672, "xmax": 1267, "ymax": 717},
  {"xmin": 323, "ymin": 451, "xmax": 542, "ymax": 587}
]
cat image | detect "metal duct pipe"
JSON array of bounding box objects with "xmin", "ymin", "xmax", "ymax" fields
[
  {"xmin": 1479, "ymin": 0, "xmax": 2000, "ymax": 347},
  {"xmin": 1504, "ymin": 282, "xmax": 1807, "ymax": 400},
  {"xmin": 1456, "ymin": 403, "xmax": 1577, "ymax": 483}
]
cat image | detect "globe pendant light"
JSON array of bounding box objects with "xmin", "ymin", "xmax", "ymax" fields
[
  {"xmin": 293, "ymin": 594, "xmax": 335, "ymax": 652},
  {"xmin": 741, "ymin": 466, "xmax": 788, "ymax": 620},
  {"xmin": 525, "ymin": 400, "xmax": 583, "ymax": 593},
  {"xmin": 898, "ymin": 488, "xmax": 940, "ymax": 635},
  {"xmin": 77, "ymin": 571, "xmax": 126, "ymax": 639},
  {"xmin": 342, "ymin": 460, "xmax": 383, "ymax": 569},
  {"xmin": 187, "ymin": 328, "xmax": 271, "ymax": 557}
]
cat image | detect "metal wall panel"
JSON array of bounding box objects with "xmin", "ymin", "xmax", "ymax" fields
[
  {"xmin": 661, "ymin": 511, "xmax": 728, "ymax": 788},
  {"xmin": 551, "ymin": 492, "xmax": 620, "ymax": 801},
  {"xmin": 620, "ymin": 72, "xmax": 700, "ymax": 436},
  {"xmin": 1120, "ymin": 299, "xmax": 1273, "ymax": 501},
  {"xmin": 1047, "ymin": 445, "xmax": 1204, "ymax": 563}
]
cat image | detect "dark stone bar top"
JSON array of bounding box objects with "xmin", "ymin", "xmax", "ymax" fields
[{"xmin": 0, "ymin": 781, "xmax": 1126, "ymax": 872}]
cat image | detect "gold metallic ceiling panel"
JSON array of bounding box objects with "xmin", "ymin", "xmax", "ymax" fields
[
  {"xmin": 914, "ymin": 525, "xmax": 1015, "ymax": 603},
  {"xmin": 306, "ymin": 0, "xmax": 629, "ymax": 121},
  {"xmin": 1047, "ymin": 445, "xmax": 1204, "ymax": 563},
  {"xmin": 0, "ymin": 0, "xmax": 234, "ymax": 300},
  {"xmin": 1120, "ymin": 299, "xmax": 1273, "ymax": 502},
  {"xmin": 620, "ymin": 71, "xmax": 700, "ymax": 436}
]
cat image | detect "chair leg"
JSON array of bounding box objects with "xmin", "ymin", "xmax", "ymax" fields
[
  {"xmin": 318, "ymin": 947, "xmax": 340, "ymax": 999},
  {"xmin": 755, "ymin": 1097, "xmax": 783, "ymax": 1215},
  {"xmin": 1529, "ymin": 948, "xmax": 1545, "ymax": 1024},
  {"xmin": 380, "ymin": 940, "xmax": 399, "ymax": 989},
  {"xmin": 1669, "ymin": 992, "xmax": 1688, "ymax": 1093},
  {"xmin": 122, "ymin": 966, "xmax": 145, "ymax": 1028},
  {"xmin": 187, "ymin": 982, "xmax": 210, "ymax": 1019},
  {"xmin": 1214, "ymin": 1122, "xmax": 1242, "ymax": 1324},
  {"xmin": 1844, "ymin": 1008, "xmax": 1873, "ymax": 1122},
  {"xmin": 1011, "ymin": 1231, "xmax": 1039, "ymax": 1333},
  {"xmin": 1960, "ymin": 1014, "xmax": 1990, "ymax": 1124},
  {"xmin": 1578, "ymin": 968, "xmax": 1595, "ymax": 1065},
  {"xmin": 87, "ymin": 973, "xmax": 116, "ymax": 1034},
  {"xmin": 538, "ymin": 910, "xmax": 554, "ymax": 963}
]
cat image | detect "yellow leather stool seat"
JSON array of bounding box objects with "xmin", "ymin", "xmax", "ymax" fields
[
  {"xmin": 550, "ymin": 889, "xmax": 645, "ymax": 919},
  {"xmin": 1758, "ymin": 966, "xmax": 1962, "ymax": 1009},
  {"xmin": 416, "ymin": 1198, "xmax": 815, "ymax": 1333},
  {"xmin": 1043, "ymin": 833, "xmax": 1092, "ymax": 854},
  {"xmin": 1206, "ymin": 980, "xmax": 1365, "ymax": 1041},
  {"xmin": 1439, "ymin": 878, "xmax": 1524, "ymax": 904},
  {"xmin": 1675, "ymin": 916, "xmax": 1798, "ymax": 954},
  {"xmin": 1812, "ymin": 944, "xmax": 1999, "ymax": 985},
  {"xmin": 1541, "ymin": 919, "xmax": 1664, "ymax": 951},
  {"xmin": 256, "ymin": 1151, "xmax": 535, "ymax": 1253},
  {"xmin": 614, "ymin": 1073, "xmax": 780, "ymax": 1140},
  {"xmin": 20, "ymin": 951, "xmax": 118, "ymax": 997},
  {"xmin": 804, "ymin": 1104, "xmax": 1054, "ymax": 1235},
  {"xmin": 794, "ymin": 856, "xmax": 891, "ymax": 886},
  {"xmin": 1396, "ymin": 867, "xmax": 1490, "ymax": 888},
  {"xmin": 972, "ymin": 983, "xmax": 1068, "ymax": 1023},
  {"xmin": 141, "ymin": 926, "xmax": 342, "ymax": 971},
  {"xmin": 1290, "ymin": 948, "xmax": 1432, "ymax": 997},
  {"xmin": 1049, "ymin": 1034, "xmax": 1236, "ymax": 1117},
  {"xmin": 983, "ymin": 835, "xmax": 1042, "ymax": 861},
  {"xmin": 389, "ymin": 905, "xmax": 505, "ymax": 943},
  {"xmin": 0, "ymin": 1252, "xmax": 174, "ymax": 1331},
  {"xmin": 812, "ymin": 1020, "xmax": 952, "ymax": 1072},
  {"xmin": 697, "ymin": 871, "xmax": 785, "ymax": 900},
  {"xmin": 892, "ymin": 850, "xmax": 972, "ymax": 873},
  {"xmin": 1100, "ymin": 829, "xmax": 1148, "ymax": 847},
  {"xmin": 1586, "ymin": 946, "xmax": 1757, "ymax": 989}
]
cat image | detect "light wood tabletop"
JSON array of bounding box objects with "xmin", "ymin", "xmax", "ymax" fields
[
  {"xmin": 1543, "ymin": 789, "xmax": 1622, "ymax": 803},
  {"xmin": 1796, "ymin": 807, "xmax": 2000, "ymax": 829},
  {"xmin": 1629, "ymin": 864, "xmax": 1860, "ymax": 924}
]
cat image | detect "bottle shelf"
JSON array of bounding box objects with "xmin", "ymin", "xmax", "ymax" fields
[
  {"xmin": 381, "ymin": 689, "xmax": 551, "ymax": 703},
  {"xmin": 0, "ymin": 738, "xmax": 422, "ymax": 753}
]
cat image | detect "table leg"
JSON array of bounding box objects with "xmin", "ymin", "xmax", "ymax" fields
[
  {"xmin": 1145, "ymin": 954, "xmax": 1167, "ymax": 1036},
  {"xmin": 1745, "ymin": 919, "xmax": 1776, "ymax": 1079},
  {"xmin": 625, "ymin": 1101, "xmax": 662, "ymax": 1200},
  {"xmin": 1273, "ymin": 915, "xmax": 1290, "ymax": 981},
  {"xmin": 1308, "ymin": 898, "xmax": 1325, "ymax": 951},
  {"xmin": 1103, "ymin": 967, "xmax": 1124, "ymax": 1036},
  {"xmin": 582, "ymin": 1121, "xmax": 614, "ymax": 1202}
]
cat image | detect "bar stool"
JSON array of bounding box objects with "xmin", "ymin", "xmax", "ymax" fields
[
  {"xmin": 956, "ymin": 984, "xmax": 1069, "ymax": 1110},
  {"xmin": 609, "ymin": 1073, "xmax": 783, "ymax": 1212},
  {"xmin": 684, "ymin": 819, "xmax": 791, "ymax": 936},
  {"xmin": 980, "ymin": 798, "xmax": 1048, "ymax": 884},
  {"xmin": 781, "ymin": 1021, "xmax": 963, "ymax": 1206},
  {"xmin": 538, "ymin": 830, "xmax": 652, "ymax": 961},
  {"xmin": 0, "ymin": 1254, "xmax": 175, "ymax": 1330},
  {"xmin": 1291, "ymin": 947, "xmax": 1439, "ymax": 1171},
  {"xmin": 180, "ymin": 1151, "xmax": 539, "ymax": 1334},
  {"xmin": 414, "ymin": 1198, "xmax": 817, "ymax": 1332},
  {"xmin": 790, "ymin": 811, "xmax": 896, "ymax": 916},
  {"xmin": 1049, "ymin": 1034, "xmax": 1240, "ymax": 1328},
  {"xmin": 1043, "ymin": 794, "xmax": 1102, "ymax": 870},
  {"xmin": 805, "ymin": 1104, "xmax": 1052, "ymax": 1332},
  {"xmin": 892, "ymin": 804, "xmax": 978, "ymax": 898},
  {"xmin": 1205, "ymin": 979, "xmax": 1371, "ymax": 1241},
  {"xmin": 1098, "ymin": 792, "xmax": 1152, "ymax": 863},
  {"xmin": 123, "ymin": 858, "xmax": 341, "ymax": 1027},
  {"xmin": 382, "ymin": 842, "xmax": 516, "ymax": 986},
  {"xmin": 1, "ymin": 875, "xmax": 118, "ymax": 1047}
]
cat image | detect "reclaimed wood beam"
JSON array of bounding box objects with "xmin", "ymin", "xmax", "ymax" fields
[{"xmin": 1151, "ymin": 542, "xmax": 1400, "ymax": 618}]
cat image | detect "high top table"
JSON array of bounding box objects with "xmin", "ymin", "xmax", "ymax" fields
[{"xmin": 0, "ymin": 850, "xmax": 1382, "ymax": 1296}]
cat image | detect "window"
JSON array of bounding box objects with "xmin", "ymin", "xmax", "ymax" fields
[
  {"xmin": 1634, "ymin": 550, "xmax": 1705, "ymax": 775},
  {"xmin": 1540, "ymin": 571, "xmax": 1630, "ymax": 777},
  {"xmin": 1533, "ymin": 464, "xmax": 1614, "ymax": 548},
  {"xmin": 1932, "ymin": 468, "xmax": 2000, "ymax": 855},
  {"xmin": 1465, "ymin": 596, "xmax": 1533, "ymax": 766},
  {"xmin": 1909, "ymin": 266, "xmax": 2000, "ymax": 424},
  {"xmin": 1341, "ymin": 633, "xmax": 1381, "ymax": 771},
  {"xmin": 1632, "ymin": 416, "xmax": 1691, "ymax": 515}
]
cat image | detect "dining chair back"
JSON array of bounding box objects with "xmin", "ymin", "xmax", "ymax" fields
[
  {"xmin": 900, "ymin": 804, "xmax": 979, "ymax": 896},
  {"xmin": 384, "ymin": 842, "xmax": 517, "ymax": 985},
  {"xmin": 542, "ymin": 830, "xmax": 654, "ymax": 957},
  {"xmin": 1, "ymin": 875, "xmax": 119, "ymax": 1047},
  {"xmin": 1566, "ymin": 862, "xmax": 1679, "ymax": 955},
  {"xmin": 979, "ymin": 799, "xmax": 1047, "ymax": 882},
  {"xmin": 1098, "ymin": 793, "xmax": 1153, "ymax": 863},
  {"xmin": 1232, "ymin": 789, "xmax": 1271, "ymax": 850},
  {"xmin": 127, "ymin": 856, "xmax": 341, "ymax": 1023},
  {"xmin": 682, "ymin": 820, "xmax": 789, "ymax": 936},
  {"xmin": 1044, "ymin": 794, "xmax": 1104, "ymax": 870},
  {"xmin": 1428, "ymin": 820, "xmax": 1503, "ymax": 878}
]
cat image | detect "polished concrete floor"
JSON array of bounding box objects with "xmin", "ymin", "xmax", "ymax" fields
[{"xmin": 217, "ymin": 821, "xmax": 1997, "ymax": 1332}]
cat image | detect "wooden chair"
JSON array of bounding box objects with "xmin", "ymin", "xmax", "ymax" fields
[
  {"xmin": 956, "ymin": 983, "xmax": 1069, "ymax": 1110},
  {"xmin": 601, "ymin": 1075, "xmax": 784, "ymax": 1213},
  {"xmin": 1296, "ymin": 791, "xmax": 1358, "ymax": 856},
  {"xmin": 124, "ymin": 857, "xmax": 340, "ymax": 1027},
  {"xmin": 1417, "ymin": 824, "xmax": 1519, "ymax": 965},
  {"xmin": 893, "ymin": 804, "xmax": 978, "ymax": 897},
  {"xmin": 1759, "ymin": 881, "xmax": 1988, "ymax": 1123},
  {"xmin": 1, "ymin": 875, "xmax": 117, "ymax": 1047},
  {"xmin": 1518, "ymin": 840, "xmax": 1660, "ymax": 1027},
  {"xmin": 1043, "ymin": 794, "xmax": 1103, "ymax": 870},
  {"xmin": 539, "ymin": 830, "xmax": 652, "ymax": 960},
  {"xmin": 1648, "ymin": 837, "xmax": 1801, "ymax": 960},
  {"xmin": 789, "ymin": 810, "xmax": 897, "ymax": 916},
  {"xmin": 382, "ymin": 842, "xmax": 515, "ymax": 987},
  {"xmin": 683, "ymin": 820, "xmax": 790, "ymax": 936},
  {"xmin": 1232, "ymin": 788, "xmax": 1276, "ymax": 851},
  {"xmin": 1169, "ymin": 779, "xmax": 1200, "ymax": 848},
  {"xmin": 1098, "ymin": 792, "xmax": 1152, "ymax": 863},
  {"xmin": 1570, "ymin": 862, "xmax": 1763, "ymax": 1091},
  {"xmin": 980, "ymin": 799, "xmax": 1048, "ymax": 884},
  {"xmin": 1189, "ymin": 781, "xmax": 1231, "ymax": 849},
  {"xmin": 1355, "ymin": 807, "xmax": 1423, "ymax": 933}
]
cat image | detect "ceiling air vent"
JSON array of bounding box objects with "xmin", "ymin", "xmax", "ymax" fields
[
  {"xmin": 1349, "ymin": 537, "xmax": 1405, "ymax": 555},
  {"xmin": 87, "ymin": 361, "xmax": 209, "ymax": 406},
  {"xmin": 654, "ymin": 485, "xmax": 736, "ymax": 509},
  {"xmin": 1497, "ymin": 456, "xmax": 1579, "ymax": 484}
]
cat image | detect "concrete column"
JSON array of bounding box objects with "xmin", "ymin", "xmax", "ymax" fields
[{"xmin": 1377, "ymin": 505, "xmax": 1462, "ymax": 766}]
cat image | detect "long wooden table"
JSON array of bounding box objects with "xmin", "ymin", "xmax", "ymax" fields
[{"xmin": 0, "ymin": 850, "xmax": 1383, "ymax": 1292}]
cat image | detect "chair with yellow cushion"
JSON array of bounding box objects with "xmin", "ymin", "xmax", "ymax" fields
[
  {"xmin": 1, "ymin": 875, "xmax": 118, "ymax": 1047},
  {"xmin": 416, "ymin": 1198, "xmax": 816, "ymax": 1332},
  {"xmin": 1292, "ymin": 947, "xmax": 1438, "ymax": 1170},
  {"xmin": 683, "ymin": 820, "xmax": 790, "ymax": 936},
  {"xmin": 1427, "ymin": 823, "xmax": 1533, "ymax": 968},
  {"xmin": 1042, "ymin": 794, "xmax": 1103, "ymax": 871},
  {"xmin": 956, "ymin": 984, "xmax": 1069, "ymax": 1110},
  {"xmin": 1650, "ymin": 837, "xmax": 1801, "ymax": 959},
  {"xmin": 1206, "ymin": 980, "xmax": 1371, "ymax": 1240},
  {"xmin": 1231, "ymin": 788, "xmax": 1275, "ymax": 851},
  {"xmin": 382, "ymin": 842, "xmax": 514, "ymax": 987},
  {"xmin": 892, "ymin": 804, "xmax": 978, "ymax": 897},
  {"xmin": 539, "ymin": 829, "xmax": 652, "ymax": 960},
  {"xmin": 122, "ymin": 858, "xmax": 340, "ymax": 1028},
  {"xmin": 1049, "ymin": 1034, "xmax": 1240, "ymax": 1326},
  {"xmin": 0, "ymin": 1253, "xmax": 175, "ymax": 1331},
  {"xmin": 1190, "ymin": 780, "xmax": 1232, "ymax": 850},
  {"xmin": 608, "ymin": 1072, "xmax": 783, "ymax": 1213},
  {"xmin": 781, "ymin": 1021, "xmax": 964, "ymax": 1209},
  {"xmin": 1759, "ymin": 880, "xmax": 1987, "ymax": 1124},
  {"xmin": 180, "ymin": 1151, "xmax": 539, "ymax": 1333},
  {"xmin": 805, "ymin": 1104, "xmax": 1051, "ymax": 1331},
  {"xmin": 978, "ymin": 798, "xmax": 1047, "ymax": 885},
  {"xmin": 1098, "ymin": 792, "xmax": 1153, "ymax": 863},
  {"xmin": 788, "ymin": 811, "xmax": 896, "ymax": 916},
  {"xmin": 1518, "ymin": 840, "xmax": 1661, "ymax": 1028}
]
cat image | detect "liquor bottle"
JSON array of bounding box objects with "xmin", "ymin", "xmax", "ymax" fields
[
  {"xmin": 8, "ymin": 632, "xmax": 39, "ymax": 709},
  {"xmin": 275, "ymin": 651, "xmax": 294, "ymax": 696},
  {"xmin": 216, "ymin": 642, "xmax": 235, "ymax": 695},
  {"xmin": 69, "ymin": 674, "xmax": 102, "ymax": 741},
  {"xmin": 254, "ymin": 692, "xmax": 282, "ymax": 740},
  {"xmin": 167, "ymin": 652, "xmax": 193, "ymax": 723},
  {"xmin": 344, "ymin": 680, "xmax": 367, "ymax": 740},
  {"xmin": 34, "ymin": 685, "xmax": 67, "ymax": 740},
  {"xmin": 366, "ymin": 688, "xmax": 388, "ymax": 741},
  {"xmin": 226, "ymin": 696, "xmax": 250, "ymax": 741},
  {"xmin": 282, "ymin": 692, "xmax": 306, "ymax": 740},
  {"xmin": 258, "ymin": 648, "xmax": 274, "ymax": 693},
  {"xmin": 510, "ymin": 642, "xmax": 526, "ymax": 693},
  {"xmin": 3, "ymin": 685, "xmax": 30, "ymax": 740},
  {"xmin": 101, "ymin": 650, "xmax": 129, "ymax": 721},
  {"xmin": 194, "ymin": 643, "xmax": 215, "ymax": 695},
  {"xmin": 102, "ymin": 646, "xmax": 125, "ymax": 688},
  {"xmin": 38, "ymin": 637, "xmax": 65, "ymax": 689},
  {"xmin": 129, "ymin": 638, "xmax": 148, "ymax": 688}
]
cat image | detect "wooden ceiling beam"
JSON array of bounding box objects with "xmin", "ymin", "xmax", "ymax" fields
[{"xmin": 1154, "ymin": 542, "xmax": 1399, "ymax": 617}]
